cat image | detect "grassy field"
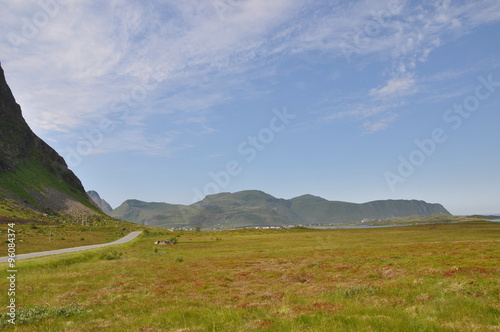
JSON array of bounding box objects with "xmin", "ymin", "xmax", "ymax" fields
[
  {"xmin": 0, "ymin": 223, "xmax": 139, "ymax": 255},
  {"xmin": 0, "ymin": 198, "xmax": 142, "ymax": 255},
  {"xmin": 1, "ymin": 221, "xmax": 499, "ymax": 331}
]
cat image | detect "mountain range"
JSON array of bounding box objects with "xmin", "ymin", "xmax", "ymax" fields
[
  {"xmin": 0, "ymin": 63, "xmax": 99, "ymax": 218},
  {"xmin": 108, "ymin": 190, "xmax": 451, "ymax": 230}
]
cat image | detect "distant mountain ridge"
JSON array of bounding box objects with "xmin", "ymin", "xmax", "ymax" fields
[
  {"xmin": 0, "ymin": 63, "xmax": 99, "ymax": 217},
  {"xmin": 110, "ymin": 190, "xmax": 451, "ymax": 230},
  {"xmin": 87, "ymin": 191, "xmax": 113, "ymax": 214}
]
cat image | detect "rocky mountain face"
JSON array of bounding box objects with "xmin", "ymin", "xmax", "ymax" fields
[
  {"xmin": 87, "ymin": 190, "xmax": 113, "ymax": 214},
  {"xmin": 0, "ymin": 63, "xmax": 99, "ymax": 217},
  {"xmin": 110, "ymin": 190, "xmax": 451, "ymax": 230}
]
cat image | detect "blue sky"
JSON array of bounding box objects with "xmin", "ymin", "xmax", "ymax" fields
[{"xmin": 1, "ymin": 0, "xmax": 499, "ymax": 215}]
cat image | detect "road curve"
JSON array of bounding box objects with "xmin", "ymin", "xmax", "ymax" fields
[{"xmin": 0, "ymin": 231, "xmax": 142, "ymax": 263}]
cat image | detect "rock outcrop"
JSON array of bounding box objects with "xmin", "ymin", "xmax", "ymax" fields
[
  {"xmin": 87, "ymin": 190, "xmax": 113, "ymax": 214},
  {"xmin": 0, "ymin": 63, "xmax": 99, "ymax": 217}
]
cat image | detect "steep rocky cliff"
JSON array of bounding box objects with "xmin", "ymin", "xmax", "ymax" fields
[
  {"xmin": 87, "ymin": 190, "xmax": 113, "ymax": 214},
  {"xmin": 0, "ymin": 63, "xmax": 99, "ymax": 217}
]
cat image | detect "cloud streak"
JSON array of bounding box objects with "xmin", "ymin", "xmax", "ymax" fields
[{"xmin": 369, "ymin": 76, "xmax": 416, "ymax": 99}]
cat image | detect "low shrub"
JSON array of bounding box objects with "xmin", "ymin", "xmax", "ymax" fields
[
  {"xmin": 99, "ymin": 250, "xmax": 123, "ymax": 261},
  {"xmin": 0, "ymin": 304, "xmax": 84, "ymax": 326}
]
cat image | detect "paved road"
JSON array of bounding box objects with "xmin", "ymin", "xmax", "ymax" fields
[{"xmin": 0, "ymin": 231, "xmax": 142, "ymax": 263}]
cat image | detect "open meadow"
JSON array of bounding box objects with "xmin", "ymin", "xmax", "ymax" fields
[
  {"xmin": 1, "ymin": 221, "xmax": 499, "ymax": 331},
  {"xmin": 0, "ymin": 222, "xmax": 140, "ymax": 255}
]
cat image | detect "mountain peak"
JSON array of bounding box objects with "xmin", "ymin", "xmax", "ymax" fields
[
  {"xmin": 291, "ymin": 194, "xmax": 327, "ymax": 203},
  {"xmin": 0, "ymin": 63, "xmax": 99, "ymax": 217},
  {"xmin": 198, "ymin": 190, "xmax": 279, "ymax": 207},
  {"xmin": 87, "ymin": 190, "xmax": 113, "ymax": 214}
]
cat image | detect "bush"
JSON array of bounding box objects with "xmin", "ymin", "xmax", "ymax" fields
[
  {"xmin": 0, "ymin": 304, "xmax": 84, "ymax": 326},
  {"xmin": 99, "ymin": 250, "xmax": 123, "ymax": 261}
]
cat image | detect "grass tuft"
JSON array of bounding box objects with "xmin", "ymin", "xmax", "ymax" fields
[
  {"xmin": 0, "ymin": 304, "xmax": 84, "ymax": 327},
  {"xmin": 99, "ymin": 250, "xmax": 124, "ymax": 261}
]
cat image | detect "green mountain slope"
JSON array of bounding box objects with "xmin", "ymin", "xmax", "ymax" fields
[
  {"xmin": 110, "ymin": 190, "xmax": 451, "ymax": 230},
  {"xmin": 289, "ymin": 198, "xmax": 449, "ymax": 224},
  {"xmin": 0, "ymin": 63, "xmax": 99, "ymax": 218},
  {"xmin": 111, "ymin": 199, "xmax": 184, "ymax": 225},
  {"xmin": 199, "ymin": 190, "xmax": 286, "ymax": 207}
]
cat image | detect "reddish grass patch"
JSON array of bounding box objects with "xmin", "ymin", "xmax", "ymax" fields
[
  {"xmin": 238, "ymin": 302, "xmax": 269, "ymax": 308},
  {"xmin": 259, "ymin": 320, "xmax": 274, "ymax": 328},
  {"xmin": 443, "ymin": 266, "xmax": 490, "ymax": 277},
  {"xmin": 293, "ymin": 302, "xmax": 342, "ymax": 313},
  {"xmin": 416, "ymin": 294, "xmax": 434, "ymax": 302},
  {"xmin": 0, "ymin": 215, "xmax": 57, "ymax": 225}
]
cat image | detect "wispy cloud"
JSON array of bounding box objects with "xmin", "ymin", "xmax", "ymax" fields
[
  {"xmin": 1, "ymin": 0, "xmax": 500, "ymax": 153},
  {"xmin": 369, "ymin": 76, "xmax": 416, "ymax": 99},
  {"xmin": 362, "ymin": 113, "xmax": 399, "ymax": 134},
  {"xmin": 310, "ymin": 0, "xmax": 500, "ymax": 133},
  {"xmin": 0, "ymin": 0, "xmax": 300, "ymax": 152},
  {"xmin": 319, "ymin": 100, "xmax": 403, "ymax": 134}
]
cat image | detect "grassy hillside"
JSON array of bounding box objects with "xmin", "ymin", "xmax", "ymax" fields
[
  {"xmin": 290, "ymin": 198, "xmax": 450, "ymax": 224},
  {"xmin": 1, "ymin": 220, "xmax": 498, "ymax": 331},
  {"xmin": 0, "ymin": 198, "xmax": 145, "ymax": 254},
  {"xmin": 0, "ymin": 159, "xmax": 97, "ymax": 213},
  {"xmin": 199, "ymin": 190, "xmax": 287, "ymax": 207},
  {"xmin": 110, "ymin": 200, "xmax": 187, "ymax": 226},
  {"xmin": 0, "ymin": 223, "xmax": 135, "ymax": 255}
]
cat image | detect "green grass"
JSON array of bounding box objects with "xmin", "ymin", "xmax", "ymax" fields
[
  {"xmin": 0, "ymin": 199, "xmax": 54, "ymax": 221},
  {"xmin": 0, "ymin": 201, "xmax": 144, "ymax": 254},
  {"xmin": 0, "ymin": 221, "xmax": 499, "ymax": 331},
  {"xmin": 0, "ymin": 304, "xmax": 84, "ymax": 328},
  {"xmin": 0, "ymin": 159, "xmax": 98, "ymax": 212},
  {"xmin": 0, "ymin": 198, "xmax": 145, "ymax": 254},
  {"xmin": 0, "ymin": 223, "xmax": 138, "ymax": 254}
]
